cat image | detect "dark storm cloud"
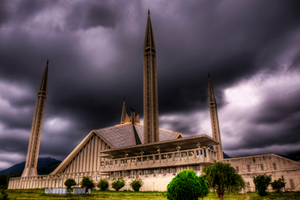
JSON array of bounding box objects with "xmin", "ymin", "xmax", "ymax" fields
[
  {"xmin": 0, "ymin": 0, "xmax": 8, "ymax": 25},
  {"xmin": 65, "ymin": 1, "xmax": 122, "ymax": 31},
  {"xmin": 0, "ymin": 136, "xmax": 28, "ymax": 153},
  {"xmin": 0, "ymin": 0, "xmax": 58, "ymax": 26},
  {"xmin": 151, "ymin": 0, "xmax": 300, "ymax": 116},
  {"xmin": 1, "ymin": 0, "xmax": 300, "ymax": 169},
  {"xmin": 254, "ymin": 89, "xmax": 300, "ymax": 125}
]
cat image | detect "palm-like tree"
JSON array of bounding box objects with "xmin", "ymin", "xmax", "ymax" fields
[{"xmin": 203, "ymin": 161, "xmax": 245, "ymax": 200}]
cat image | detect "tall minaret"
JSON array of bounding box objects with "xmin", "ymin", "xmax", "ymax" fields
[
  {"xmin": 208, "ymin": 74, "xmax": 223, "ymax": 160},
  {"xmin": 22, "ymin": 60, "xmax": 48, "ymax": 177},
  {"xmin": 143, "ymin": 10, "xmax": 159, "ymax": 144}
]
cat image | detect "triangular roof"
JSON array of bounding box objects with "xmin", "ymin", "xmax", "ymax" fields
[
  {"xmin": 51, "ymin": 130, "xmax": 114, "ymax": 174},
  {"xmin": 135, "ymin": 123, "xmax": 181, "ymax": 142},
  {"xmin": 51, "ymin": 123, "xmax": 182, "ymax": 174}
]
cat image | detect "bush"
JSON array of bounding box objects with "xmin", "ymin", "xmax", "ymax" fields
[
  {"xmin": 0, "ymin": 189, "xmax": 9, "ymax": 200},
  {"xmin": 64, "ymin": 178, "xmax": 76, "ymax": 189},
  {"xmin": 97, "ymin": 179, "xmax": 109, "ymax": 191},
  {"xmin": 198, "ymin": 175, "xmax": 209, "ymax": 199},
  {"xmin": 130, "ymin": 178, "xmax": 143, "ymax": 191},
  {"xmin": 271, "ymin": 178, "xmax": 285, "ymax": 193},
  {"xmin": 253, "ymin": 174, "xmax": 271, "ymax": 196},
  {"xmin": 80, "ymin": 177, "xmax": 95, "ymax": 189},
  {"xmin": 167, "ymin": 169, "xmax": 209, "ymax": 200},
  {"xmin": 0, "ymin": 175, "xmax": 9, "ymax": 189},
  {"xmin": 112, "ymin": 177, "xmax": 125, "ymax": 191}
]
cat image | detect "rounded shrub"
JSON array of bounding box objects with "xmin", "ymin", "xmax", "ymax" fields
[
  {"xmin": 64, "ymin": 178, "xmax": 76, "ymax": 189},
  {"xmin": 130, "ymin": 178, "xmax": 143, "ymax": 191},
  {"xmin": 167, "ymin": 169, "xmax": 209, "ymax": 200},
  {"xmin": 271, "ymin": 178, "xmax": 285, "ymax": 193},
  {"xmin": 253, "ymin": 174, "xmax": 271, "ymax": 196},
  {"xmin": 80, "ymin": 177, "xmax": 95, "ymax": 189},
  {"xmin": 97, "ymin": 179, "xmax": 109, "ymax": 191},
  {"xmin": 112, "ymin": 177, "xmax": 125, "ymax": 191}
]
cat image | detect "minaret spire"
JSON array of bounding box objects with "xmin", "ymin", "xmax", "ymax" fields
[
  {"xmin": 22, "ymin": 60, "xmax": 49, "ymax": 177},
  {"xmin": 208, "ymin": 74, "xmax": 223, "ymax": 160},
  {"xmin": 120, "ymin": 99, "xmax": 130, "ymax": 124},
  {"xmin": 143, "ymin": 10, "xmax": 159, "ymax": 143}
]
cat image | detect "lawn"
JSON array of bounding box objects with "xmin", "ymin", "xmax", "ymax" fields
[{"xmin": 4, "ymin": 189, "xmax": 300, "ymax": 200}]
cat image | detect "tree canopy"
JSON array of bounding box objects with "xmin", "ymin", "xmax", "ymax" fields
[
  {"xmin": 203, "ymin": 161, "xmax": 245, "ymax": 200},
  {"xmin": 80, "ymin": 177, "xmax": 95, "ymax": 189},
  {"xmin": 167, "ymin": 169, "xmax": 209, "ymax": 200},
  {"xmin": 64, "ymin": 178, "xmax": 76, "ymax": 189}
]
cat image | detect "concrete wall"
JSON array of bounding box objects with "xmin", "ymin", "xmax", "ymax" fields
[
  {"xmin": 9, "ymin": 154, "xmax": 300, "ymax": 191},
  {"xmin": 223, "ymin": 154, "xmax": 300, "ymax": 191}
]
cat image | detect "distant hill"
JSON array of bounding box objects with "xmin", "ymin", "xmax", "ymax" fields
[
  {"xmin": 223, "ymin": 152, "xmax": 230, "ymax": 158},
  {"xmin": 0, "ymin": 157, "xmax": 61, "ymax": 177}
]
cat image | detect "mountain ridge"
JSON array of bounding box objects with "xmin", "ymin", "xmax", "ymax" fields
[{"xmin": 0, "ymin": 157, "xmax": 61, "ymax": 177}]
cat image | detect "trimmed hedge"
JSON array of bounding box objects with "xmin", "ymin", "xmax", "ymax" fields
[
  {"xmin": 167, "ymin": 169, "xmax": 209, "ymax": 200},
  {"xmin": 97, "ymin": 179, "xmax": 109, "ymax": 191},
  {"xmin": 130, "ymin": 178, "xmax": 143, "ymax": 191},
  {"xmin": 112, "ymin": 177, "xmax": 125, "ymax": 191}
]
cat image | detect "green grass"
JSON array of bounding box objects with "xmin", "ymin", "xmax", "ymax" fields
[{"xmin": 4, "ymin": 189, "xmax": 300, "ymax": 200}]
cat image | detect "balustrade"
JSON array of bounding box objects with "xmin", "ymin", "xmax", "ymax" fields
[{"xmin": 100, "ymin": 147, "xmax": 216, "ymax": 172}]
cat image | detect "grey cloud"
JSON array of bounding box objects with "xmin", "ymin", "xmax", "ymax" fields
[
  {"xmin": 0, "ymin": 0, "xmax": 58, "ymax": 26},
  {"xmin": 65, "ymin": 1, "xmax": 122, "ymax": 31}
]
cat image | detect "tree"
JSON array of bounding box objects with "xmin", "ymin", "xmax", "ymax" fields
[
  {"xmin": 271, "ymin": 178, "xmax": 285, "ymax": 193},
  {"xmin": 167, "ymin": 169, "xmax": 209, "ymax": 200},
  {"xmin": 97, "ymin": 179, "xmax": 109, "ymax": 191},
  {"xmin": 203, "ymin": 161, "xmax": 245, "ymax": 200},
  {"xmin": 112, "ymin": 177, "xmax": 125, "ymax": 191},
  {"xmin": 253, "ymin": 174, "xmax": 271, "ymax": 196},
  {"xmin": 130, "ymin": 178, "xmax": 143, "ymax": 192},
  {"xmin": 0, "ymin": 175, "xmax": 9, "ymax": 189},
  {"xmin": 80, "ymin": 177, "xmax": 95, "ymax": 189},
  {"xmin": 0, "ymin": 189, "xmax": 9, "ymax": 200},
  {"xmin": 64, "ymin": 178, "xmax": 76, "ymax": 189}
]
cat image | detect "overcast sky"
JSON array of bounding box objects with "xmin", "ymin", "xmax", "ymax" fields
[{"xmin": 0, "ymin": 0, "xmax": 300, "ymax": 170}]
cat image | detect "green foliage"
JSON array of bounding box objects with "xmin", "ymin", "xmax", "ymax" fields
[
  {"xmin": 198, "ymin": 175, "xmax": 209, "ymax": 198},
  {"xmin": 130, "ymin": 178, "xmax": 143, "ymax": 191},
  {"xmin": 112, "ymin": 177, "xmax": 125, "ymax": 191},
  {"xmin": 0, "ymin": 189, "xmax": 9, "ymax": 200},
  {"xmin": 253, "ymin": 174, "xmax": 271, "ymax": 196},
  {"xmin": 64, "ymin": 178, "xmax": 76, "ymax": 189},
  {"xmin": 97, "ymin": 179, "xmax": 109, "ymax": 191},
  {"xmin": 37, "ymin": 161, "xmax": 61, "ymax": 175},
  {"xmin": 271, "ymin": 178, "xmax": 285, "ymax": 193},
  {"xmin": 203, "ymin": 161, "xmax": 245, "ymax": 200},
  {"xmin": 0, "ymin": 175, "xmax": 9, "ymax": 189},
  {"xmin": 80, "ymin": 177, "xmax": 95, "ymax": 189},
  {"xmin": 167, "ymin": 169, "xmax": 209, "ymax": 200}
]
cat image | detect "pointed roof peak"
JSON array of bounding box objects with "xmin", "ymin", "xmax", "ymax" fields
[
  {"xmin": 144, "ymin": 10, "xmax": 155, "ymax": 49},
  {"xmin": 38, "ymin": 60, "xmax": 48, "ymax": 93},
  {"xmin": 208, "ymin": 74, "xmax": 216, "ymax": 103},
  {"xmin": 120, "ymin": 99, "xmax": 128, "ymax": 124}
]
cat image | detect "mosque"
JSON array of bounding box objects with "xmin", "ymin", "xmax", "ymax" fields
[{"xmin": 8, "ymin": 11, "xmax": 300, "ymax": 191}]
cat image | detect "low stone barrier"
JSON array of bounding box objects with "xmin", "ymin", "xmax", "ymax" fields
[
  {"xmin": 44, "ymin": 188, "xmax": 91, "ymax": 194},
  {"xmin": 45, "ymin": 188, "xmax": 67, "ymax": 194},
  {"xmin": 73, "ymin": 188, "xmax": 91, "ymax": 194}
]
